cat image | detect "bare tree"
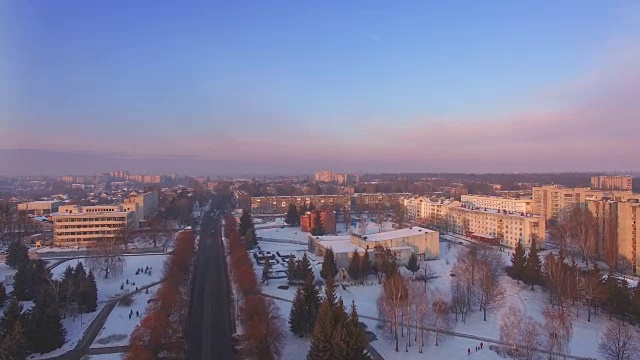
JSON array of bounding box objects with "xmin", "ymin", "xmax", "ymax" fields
[
  {"xmin": 543, "ymin": 306, "xmax": 573, "ymax": 359},
  {"xmin": 145, "ymin": 215, "xmax": 166, "ymax": 248},
  {"xmin": 582, "ymin": 264, "xmax": 604, "ymax": 322},
  {"xmin": 450, "ymin": 267, "xmax": 471, "ymax": 323},
  {"xmin": 543, "ymin": 253, "xmax": 572, "ymax": 311},
  {"xmin": 598, "ymin": 321, "xmax": 640, "ymax": 360},
  {"xmin": 410, "ymin": 281, "xmax": 429, "ymax": 354},
  {"xmin": 377, "ymin": 272, "xmax": 408, "ymax": 352},
  {"xmin": 87, "ymin": 236, "xmax": 125, "ymax": 279},
  {"xmin": 475, "ymin": 248, "xmax": 506, "ymax": 321},
  {"xmin": 116, "ymin": 222, "xmax": 134, "ymax": 249},
  {"xmin": 374, "ymin": 204, "xmax": 386, "ymax": 233},
  {"xmin": 392, "ymin": 202, "xmax": 407, "ymax": 229},
  {"xmin": 558, "ymin": 205, "xmax": 598, "ymax": 265},
  {"xmin": 499, "ymin": 306, "xmax": 542, "ymax": 359},
  {"xmin": 431, "ymin": 290, "xmax": 453, "ymax": 347}
]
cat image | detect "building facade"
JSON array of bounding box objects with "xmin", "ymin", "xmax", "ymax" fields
[
  {"xmin": 448, "ymin": 207, "xmax": 545, "ymax": 248},
  {"xmin": 461, "ymin": 195, "xmax": 532, "ymax": 214},
  {"xmin": 250, "ymin": 195, "xmax": 350, "ymax": 214},
  {"xmin": 591, "ymin": 176, "xmax": 633, "ymax": 191},
  {"xmin": 17, "ymin": 200, "xmax": 63, "ymax": 215},
  {"xmin": 123, "ymin": 191, "xmax": 159, "ymax": 221},
  {"xmin": 403, "ymin": 197, "xmax": 461, "ymax": 222},
  {"xmin": 300, "ymin": 210, "xmax": 337, "ymax": 234},
  {"xmin": 315, "ymin": 171, "xmax": 336, "ymax": 182},
  {"xmin": 532, "ymin": 185, "xmax": 640, "ymax": 221},
  {"xmin": 52, "ymin": 210, "xmax": 137, "ymax": 245},
  {"xmin": 355, "ymin": 193, "xmax": 412, "ymax": 209}
]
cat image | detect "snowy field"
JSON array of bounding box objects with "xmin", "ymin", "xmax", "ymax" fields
[
  {"xmin": 253, "ymin": 237, "xmax": 617, "ymax": 360},
  {"xmin": 51, "ymin": 254, "xmax": 168, "ymax": 301},
  {"xmin": 81, "ymin": 354, "xmax": 123, "ymax": 360},
  {"xmin": 256, "ymin": 219, "xmax": 393, "ymax": 244},
  {"xmin": 91, "ymin": 284, "xmax": 160, "ymax": 348}
]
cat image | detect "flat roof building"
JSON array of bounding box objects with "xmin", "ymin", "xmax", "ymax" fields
[
  {"xmin": 461, "ymin": 195, "xmax": 532, "ymax": 214},
  {"xmin": 17, "ymin": 200, "xmax": 63, "ymax": 215},
  {"xmin": 51, "ymin": 210, "xmax": 137, "ymax": 246},
  {"xmin": 591, "ymin": 176, "xmax": 633, "ymax": 191}
]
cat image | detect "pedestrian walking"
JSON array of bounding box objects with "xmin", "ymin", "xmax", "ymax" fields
[
  {"xmin": 480, "ymin": 342, "xmax": 483, "ymax": 349},
  {"xmin": 468, "ymin": 348, "xmax": 470, "ymax": 355}
]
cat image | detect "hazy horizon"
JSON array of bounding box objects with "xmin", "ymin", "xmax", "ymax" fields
[{"xmin": 2, "ymin": 1, "xmax": 640, "ymax": 174}]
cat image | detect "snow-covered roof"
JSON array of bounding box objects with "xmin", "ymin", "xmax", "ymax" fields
[
  {"xmin": 318, "ymin": 239, "xmax": 364, "ymax": 254},
  {"xmin": 357, "ymin": 227, "xmax": 434, "ymax": 242}
]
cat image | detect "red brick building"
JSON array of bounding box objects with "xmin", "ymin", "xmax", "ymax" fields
[{"xmin": 300, "ymin": 210, "xmax": 336, "ymax": 234}]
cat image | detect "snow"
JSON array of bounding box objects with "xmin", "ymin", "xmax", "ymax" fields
[
  {"xmin": 253, "ymin": 238, "xmax": 616, "ymax": 360},
  {"xmin": 91, "ymin": 285, "xmax": 160, "ymax": 348},
  {"xmin": 359, "ymin": 226, "xmax": 436, "ymax": 242},
  {"xmin": 51, "ymin": 254, "xmax": 168, "ymax": 302},
  {"xmin": 28, "ymin": 304, "xmax": 105, "ymax": 359},
  {"xmin": 80, "ymin": 354, "xmax": 124, "ymax": 360}
]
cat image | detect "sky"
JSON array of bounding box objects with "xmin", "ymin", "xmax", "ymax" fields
[{"xmin": 1, "ymin": 1, "xmax": 640, "ymax": 176}]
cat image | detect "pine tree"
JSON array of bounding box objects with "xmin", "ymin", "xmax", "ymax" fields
[
  {"xmin": 262, "ymin": 257, "xmax": 272, "ymax": 284},
  {"xmin": 287, "ymin": 255, "xmax": 298, "ymax": 285},
  {"xmin": 405, "ymin": 253, "xmax": 420, "ymax": 274},
  {"xmin": 285, "ymin": 203, "xmax": 300, "ymax": 226},
  {"xmin": 510, "ymin": 241, "xmax": 527, "ymax": 284},
  {"xmin": 0, "ymin": 298, "xmax": 24, "ymax": 336},
  {"xmin": 345, "ymin": 301, "xmax": 370, "ymax": 359},
  {"xmin": 300, "ymin": 253, "xmax": 314, "ymax": 282},
  {"xmin": 311, "ymin": 211, "xmax": 325, "ymax": 236},
  {"xmin": 289, "ymin": 287, "xmax": 307, "ymax": 337},
  {"xmin": 12, "ymin": 264, "xmax": 34, "ymax": 301},
  {"xmin": 238, "ymin": 209, "xmax": 253, "ymax": 237},
  {"xmin": 5, "ymin": 241, "xmax": 29, "ymax": 270},
  {"xmin": 361, "ymin": 250, "xmax": 371, "ymax": 280},
  {"xmin": 524, "ymin": 238, "xmax": 542, "ymax": 290},
  {"xmin": 307, "ymin": 280, "xmax": 339, "ymax": 360},
  {"xmin": 30, "ymin": 286, "xmax": 66, "ymax": 354},
  {"xmin": 347, "ymin": 251, "xmax": 361, "ymax": 282},
  {"xmin": 302, "ymin": 273, "xmax": 321, "ymax": 334},
  {"xmin": 82, "ymin": 271, "xmax": 98, "ymax": 313},
  {"xmin": 0, "ymin": 321, "xmax": 27, "ymax": 359},
  {"xmin": 244, "ymin": 226, "xmax": 257, "ymax": 250},
  {"xmin": 0, "ymin": 283, "xmax": 6, "ymax": 308},
  {"xmin": 320, "ymin": 248, "xmax": 338, "ymax": 281}
]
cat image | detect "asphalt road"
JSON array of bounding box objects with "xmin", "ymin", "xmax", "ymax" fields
[{"xmin": 185, "ymin": 208, "xmax": 235, "ymax": 360}]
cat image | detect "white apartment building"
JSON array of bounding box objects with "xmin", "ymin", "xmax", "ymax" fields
[
  {"xmin": 123, "ymin": 191, "xmax": 159, "ymax": 221},
  {"xmin": 315, "ymin": 170, "xmax": 336, "ymax": 182},
  {"xmin": 448, "ymin": 206, "xmax": 545, "ymax": 248},
  {"xmin": 404, "ymin": 197, "xmax": 461, "ymax": 222},
  {"xmin": 51, "ymin": 210, "xmax": 137, "ymax": 246},
  {"xmin": 532, "ymin": 185, "xmax": 640, "ymax": 221},
  {"xmin": 461, "ymin": 195, "xmax": 532, "ymax": 214}
]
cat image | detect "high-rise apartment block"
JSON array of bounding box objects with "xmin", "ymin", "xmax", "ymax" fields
[
  {"xmin": 403, "ymin": 197, "xmax": 461, "ymax": 222},
  {"xmin": 315, "ymin": 171, "xmax": 336, "ymax": 182},
  {"xmin": 591, "ymin": 176, "xmax": 633, "ymax": 191},
  {"xmin": 251, "ymin": 195, "xmax": 350, "ymax": 214}
]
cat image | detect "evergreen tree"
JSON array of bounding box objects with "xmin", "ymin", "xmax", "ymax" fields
[
  {"xmin": 289, "ymin": 287, "xmax": 307, "ymax": 337},
  {"xmin": 302, "ymin": 273, "xmax": 321, "ymax": 334},
  {"xmin": 405, "ymin": 253, "xmax": 420, "ymax": 274},
  {"xmin": 82, "ymin": 271, "xmax": 98, "ymax": 313},
  {"xmin": 0, "ymin": 283, "xmax": 6, "ymax": 308},
  {"xmin": 524, "ymin": 238, "xmax": 542, "ymax": 290},
  {"xmin": 0, "ymin": 298, "xmax": 24, "ymax": 336},
  {"xmin": 5, "ymin": 241, "xmax": 29, "ymax": 270},
  {"xmin": 320, "ymin": 248, "xmax": 338, "ymax": 281},
  {"xmin": 361, "ymin": 250, "xmax": 371, "ymax": 280},
  {"xmin": 238, "ymin": 209, "xmax": 253, "ymax": 237},
  {"xmin": 510, "ymin": 241, "xmax": 527, "ymax": 284},
  {"xmin": 300, "ymin": 204, "xmax": 309, "ymax": 216},
  {"xmin": 347, "ymin": 251, "xmax": 361, "ymax": 282},
  {"xmin": 30, "ymin": 286, "xmax": 66, "ymax": 354},
  {"xmin": 0, "ymin": 321, "xmax": 27, "ymax": 360},
  {"xmin": 12, "ymin": 264, "xmax": 34, "ymax": 301},
  {"xmin": 307, "ymin": 280, "xmax": 339, "ymax": 360},
  {"xmin": 308, "ymin": 203, "xmax": 316, "ymax": 212},
  {"xmin": 262, "ymin": 257, "xmax": 272, "ymax": 285},
  {"xmin": 311, "ymin": 211, "xmax": 325, "ymax": 236},
  {"xmin": 244, "ymin": 226, "xmax": 257, "ymax": 250},
  {"xmin": 344, "ymin": 301, "xmax": 370, "ymax": 359},
  {"xmin": 300, "ymin": 253, "xmax": 314, "ymax": 282},
  {"xmin": 285, "ymin": 203, "xmax": 300, "ymax": 226},
  {"xmin": 287, "ymin": 255, "xmax": 298, "ymax": 285}
]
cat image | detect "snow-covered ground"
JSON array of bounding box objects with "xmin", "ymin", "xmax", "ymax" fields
[
  {"xmin": 253, "ymin": 238, "xmax": 615, "ymax": 360},
  {"xmin": 28, "ymin": 304, "xmax": 105, "ymax": 359},
  {"xmin": 256, "ymin": 219, "xmax": 393, "ymax": 244},
  {"xmin": 51, "ymin": 254, "xmax": 167, "ymax": 301},
  {"xmin": 81, "ymin": 354, "xmax": 124, "ymax": 360},
  {"xmin": 91, "ymin": 284, "xmax": 160, "ymax": 348}
]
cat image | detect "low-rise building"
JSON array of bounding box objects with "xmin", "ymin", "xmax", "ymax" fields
[
  {"xmin": 17, "ymin": 200, "xmax": 63, "ymax": 215},
  {"xmin": 356, "ymin": 193, "xmax": 412, "ymax": 209},
  {"xmin": 300, "ymin": 210, "xmax": 336, "ymax": 234},
  {"xmin": 448, "ymin": 206, "xmax": 545, "ymax": 248},
  {"xmin": 309, "ymin": 226, "xmax": 439, "ymax": 268},
  {"xmin": 251, "ymin": 195, "xmax": 350, "ymax": 214},
  {"xmin": 461, "ymin": 195, "xmax": 532, "ymax": 214},
  {"xmin": 51, "ymin": 210, "xmax": 137, "ymax": 246},
  {"xmin": 123, "ymin": 191, "xmax": 158, "ymax": 221},
  {"xmin": 403, "ymin": 197, "xmax": 461, "ymax": 227}
]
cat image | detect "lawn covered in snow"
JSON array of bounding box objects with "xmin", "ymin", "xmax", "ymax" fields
[
  {"xmin": 91, "ymin": 284, "xmax": 160, "ymax": 348},
  {"xmin": 253, "ymin": 238, "xmax": 614, "ymax": 359},
  {"xmin": 51, "ymin": 254, "xmax": 168, "ymax": 301}
]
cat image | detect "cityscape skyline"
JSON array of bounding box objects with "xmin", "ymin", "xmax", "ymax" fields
[{"xmin": 2, "ymin": 1, "xmax": 640, "ymax": 174}]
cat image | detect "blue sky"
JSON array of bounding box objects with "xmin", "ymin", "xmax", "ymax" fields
[{"xmin": 2, "ymin": 1, "xmax": 639, "ymax": 175}]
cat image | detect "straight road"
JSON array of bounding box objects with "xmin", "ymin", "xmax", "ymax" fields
[{"xmin": 185, "ymin": 208, "xmax": 234, "ymax": 360}]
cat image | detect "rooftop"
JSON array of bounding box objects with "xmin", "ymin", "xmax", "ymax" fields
[
  {"xmin": 454, "ymin": 206, "xmax": 541, "ymax": 218},
  {"xmin": 51, "ymin": 211, "xmax": 131, "ymax": 217},
  {"xmin": 21, "ymin": 200, "xmax": 62, "ymax": 204},
  {"xmin": 355, "ymin": 226, "xmax": 435, "ymax": 242}
]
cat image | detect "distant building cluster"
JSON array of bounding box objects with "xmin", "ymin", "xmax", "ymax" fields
[
  {"xmin": 590, "ymin": 175, "xmax": 632, "ymax": 191},
  {"xmin": 314, "ymin": 170, "xmax": 359, "ymax": 184},
  {"xmin": 250, "ymin": 195, "xmax": 351, "ymax": 214}
]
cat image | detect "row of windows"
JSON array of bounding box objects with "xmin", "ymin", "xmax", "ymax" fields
[
  {"xmin": 57, "ymin": 231, "xmax": 118, "ymax": 236},
  {"xmin": 56, "ymin": 224, "xmax": 124, "ymax": 229},
  {"xmin": 55, "ymin": 217, "xmax": 127, "ymax": 222}
]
